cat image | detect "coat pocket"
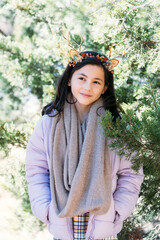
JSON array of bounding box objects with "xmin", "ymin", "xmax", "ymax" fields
[
  {"xmin": 94, "ymin": 197, "xmax": 116, "ymax": 222},
  {"xmin": 47, "ymin": 201, "xmax": 71, "ymax": 240},
  {"xmin": 113, "ymin": 220, "xmax": 123, "ymax": 236},
  {"xmin": 93, "ymin": 220, "xmax": 115, "ymax": 239},
  {"xmin": 47, "ymin": 200, "xmax": 67, "ymax": 225},
  {"xmin": 93, "ymin": 219, "xmax": 123, "ymax": 239}
]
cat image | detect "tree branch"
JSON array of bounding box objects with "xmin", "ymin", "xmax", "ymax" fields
[
  {"xmin": 120, "ymin": 0, "xmax": 155, "ymax": 28},
  {"xmin": 119, "ymin": 0, "xmax": 157, "ymax": 48},
  {"xmin": 121, "ymin": 21, "xmax": 157, "ymax": 48},
  {"xmin": 145, "ymin": 75, "xmax": 157, "ymax": 109},
  {"xmin": 0, "ymin": 29, "xmax": 7, "ymax": 36}
]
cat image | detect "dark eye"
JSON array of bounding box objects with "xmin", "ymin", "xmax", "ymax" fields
[
  {"xmin": 94, "ymin": 81, "xmax": 101, "ymax": 85},
  {"xmin": 78, "ymin": 77, "xmax": 85, "ymax": 80}
]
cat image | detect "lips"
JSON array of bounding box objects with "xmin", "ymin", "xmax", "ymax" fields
[{"xmin": 80, "ymin": 93, "xmax": 92, "ymax": 97}]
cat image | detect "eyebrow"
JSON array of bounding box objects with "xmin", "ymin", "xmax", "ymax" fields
[{"xmin": 76, "ymin": 73, "xmax": 103, "ymax": 82}]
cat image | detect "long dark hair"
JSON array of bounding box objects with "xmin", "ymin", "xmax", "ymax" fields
[{"xmin": 42, "ymin": 51, "xmax": 120, "ymax": 121}]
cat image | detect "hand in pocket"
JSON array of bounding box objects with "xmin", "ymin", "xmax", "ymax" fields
[{"xmin": 114, "ymin": 210, "xmax": 120, "ymax": 222}]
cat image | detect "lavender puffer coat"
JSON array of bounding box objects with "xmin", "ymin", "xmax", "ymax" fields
[{"xmin": 25, "ymin": 115, "xmax": 144, "ymax": 240}]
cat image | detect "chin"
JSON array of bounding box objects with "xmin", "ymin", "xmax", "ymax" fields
[{"xmin": 77, "ymin": 100, "xmax": 93, "ymax": 106}]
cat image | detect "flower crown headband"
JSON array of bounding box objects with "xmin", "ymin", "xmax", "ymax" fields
[
  {"xmin": 69, "ymin": 51, "xmax": 119, "ymax": 74},
  {"xmin": 63, "ymin": 34, "xmax": 119, "ymax": 74}
]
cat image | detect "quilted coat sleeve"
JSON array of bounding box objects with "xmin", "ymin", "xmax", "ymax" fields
[
  {"xmin": 25, "ymin": 116, "xmax": 51, "ymax": 224},
  {"xmin": 113, "ymin": 153, "xmax": 144, "ymax": 223}
]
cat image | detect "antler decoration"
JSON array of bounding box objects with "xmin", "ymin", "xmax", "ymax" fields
[
  {"xmin": 108, "ymin": 39, "xmax": 132, "ymax": 72},
  {"xmin": 107, "ymin": 40, "xmax": 127, "ymax": 72},
  {"xmin": 62, "ymin": 31, "xmax": 82, "ymax": 56},
  {"xmin": 62, "ymin": 32, "xmax": 127, "ymax": 73},
  {"xmin": 69, "ymin": 35, "xmax": 83, "ymax": 62}
]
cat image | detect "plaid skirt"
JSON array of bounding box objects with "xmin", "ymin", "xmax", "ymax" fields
[{"xmin": 53, "ymin": 212, "xmax": 118, "ymax": 240}]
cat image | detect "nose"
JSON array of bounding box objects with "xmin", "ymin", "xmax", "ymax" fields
[{"xmin": 83, "ymin": 81, "xmax": 92, "ymax": 91}]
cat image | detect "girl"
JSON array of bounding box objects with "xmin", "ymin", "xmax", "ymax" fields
[{"xmin": 25, "ymin": 50, "xmax": 144, "ymax": 240}]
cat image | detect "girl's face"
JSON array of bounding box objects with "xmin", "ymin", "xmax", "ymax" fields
[{"xmin": 68, "ymin": 64, "xmax": 107, "ymax": 109}]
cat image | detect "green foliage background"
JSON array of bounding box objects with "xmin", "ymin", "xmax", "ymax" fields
[{"xmin": 0, "ymin": 0, "xmax": 160, "ymax": 239}]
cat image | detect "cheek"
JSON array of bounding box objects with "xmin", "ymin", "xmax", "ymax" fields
[
  {"xmin": 94, "ymin": 86, "xmax": 105, "ymax": 94},
  {"xmin": 70, "ymin": 83, "xmax": 79, "ymax": 95},
  {"xmin": 72, "ymin": 81, "xmax": 81, "ymax": 90}
]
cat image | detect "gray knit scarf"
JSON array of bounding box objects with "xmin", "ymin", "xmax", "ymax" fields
[{"xmin": 50, "ymin": 97, "xmax": 112, "ymax": 218}]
